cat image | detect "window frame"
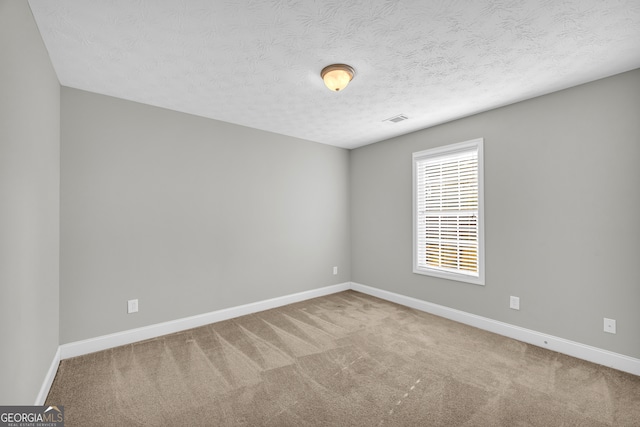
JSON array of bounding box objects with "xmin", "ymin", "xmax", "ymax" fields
[{"xmin": 412, "ymin": 138, "xmax": 485, "ymax": 286}]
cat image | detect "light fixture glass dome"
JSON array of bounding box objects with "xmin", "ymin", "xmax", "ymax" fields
[{"xmin": 321, "ymin": 64, "xmax": 355, "ymax": 92}]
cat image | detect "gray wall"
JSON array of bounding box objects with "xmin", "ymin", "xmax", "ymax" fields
[
  {"xmin": 351, "ymin": 69, "xmax": 640, "ymax": 359},
  {"xmin": 0, "ymin": 1, "xmax": 60, "ymax": 404},
  {"xmin": 60, "ymin": 88, "xmax": 351, "ymax": 343}
]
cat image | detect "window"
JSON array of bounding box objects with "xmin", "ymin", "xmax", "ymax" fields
[{"xmin": 413, "ymin": 138, "xmax": 484, "ymax": 285}]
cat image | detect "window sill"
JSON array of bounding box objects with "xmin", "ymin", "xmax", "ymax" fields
[{"xmin": 413, "ymin": 267, "xmax": 484, "ymax": 286}]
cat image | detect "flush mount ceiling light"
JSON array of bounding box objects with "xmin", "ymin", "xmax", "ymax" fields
[{"xmin": 321, "ymin": 64, "xmax": 355, "ymax": 92}]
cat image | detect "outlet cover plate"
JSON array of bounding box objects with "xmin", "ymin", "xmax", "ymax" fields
[
  {"xmin": 604, "ymin": 318, "xmax": 616, "ymax": 334},
  {"xmin": 128, "ymin": 299, "xmax": 138, "ymax": 314},
  {"xmin": 509, "ymin": 296, "xmax": 520, "ymax": 310}
]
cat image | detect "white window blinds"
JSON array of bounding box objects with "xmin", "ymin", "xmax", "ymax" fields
[{"xmin": 413, "ymin": 139, "xmax": 484, "ymax": 285}]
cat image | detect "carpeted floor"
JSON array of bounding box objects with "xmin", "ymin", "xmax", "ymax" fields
[{"xmin": 47, "ymin": 290, "xmax": 640, "ymax": 426}]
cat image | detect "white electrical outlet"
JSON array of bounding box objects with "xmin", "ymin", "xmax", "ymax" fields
[
  {"xmin": 509, "ymin": 296, "xmax": 520, "ymax": 310},
  {"xmin": 604, "ymin": 318, "xmax": 616, "ymax": 334},
  {"xmin": 333, "ymin": 266, "xmax": 338, "ymax": 275},
  {"xmin": 127, "ymin": 299, "xmax": 138, "ymax": 314}
]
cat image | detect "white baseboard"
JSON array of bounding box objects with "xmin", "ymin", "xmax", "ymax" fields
[
  {"xmin": 35, "ymin": 346, "xmax": 60, "ymax": 405},
  {"xmin": 351, "ymin": 282, "xmax": 640, "ymax": 377},
  {"xmin": 60, "ymin": 282, "xmax": 350, "ymax": 360},
  {"xmin": 43, "ymin": 279, "xmax": 637, "ymax": 403}
]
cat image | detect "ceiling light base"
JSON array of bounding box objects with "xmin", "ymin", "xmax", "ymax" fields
[{"xmin": 321, "ymin": 64, "xmax": 355, "ymax": 92}]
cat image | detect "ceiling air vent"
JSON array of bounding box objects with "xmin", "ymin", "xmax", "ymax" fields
[{"xmin": 384, "ymin": 114, "xmax": 408, "ymax": 123}]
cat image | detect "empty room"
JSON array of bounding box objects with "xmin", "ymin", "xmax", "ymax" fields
[{"xmin": 1, "ymin": 0, "xmax": 639, "ymax": 425}]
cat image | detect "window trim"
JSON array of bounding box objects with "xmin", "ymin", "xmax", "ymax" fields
[{"xmin": 412, "ymin": 138, "xmax": 485, "ymax": 285}]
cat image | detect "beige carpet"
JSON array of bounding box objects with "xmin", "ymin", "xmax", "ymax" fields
[{"xmin": 47, "ymin": 291, "xmax": 640, "ymax": 426}]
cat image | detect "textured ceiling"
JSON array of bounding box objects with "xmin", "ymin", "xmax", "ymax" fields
[{"xmin": 28, "ymin": 0, "xmax": 640, "ymax": 149}]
